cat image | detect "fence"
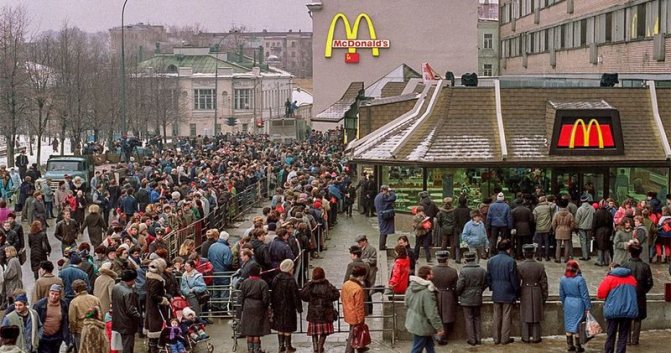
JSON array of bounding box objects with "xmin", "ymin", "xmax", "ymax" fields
[{"xmin": 163, "ymin": 178, "xmax": 268, "ymax": 259}]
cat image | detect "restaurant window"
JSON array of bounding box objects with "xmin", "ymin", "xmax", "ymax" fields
[
  {"xmin": 193, "ymin": 89, "xmax": 215, "ymax": 110},
  {"xmin": 381, "ymin": 166, "xmax": 424, "ymax": 211},
  {"xmin": 609, "ymin": 167, "xmax": 669, "ymax": 205}
]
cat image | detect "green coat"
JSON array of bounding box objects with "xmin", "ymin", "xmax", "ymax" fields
[{"xmin": 404, "ymin": 276, "xmax": 443, "ymax": 337}]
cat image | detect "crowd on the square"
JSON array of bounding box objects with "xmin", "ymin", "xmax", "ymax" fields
[{"xmin": 367, "ymin": 182, "xmax": 669, "ymax": 353}]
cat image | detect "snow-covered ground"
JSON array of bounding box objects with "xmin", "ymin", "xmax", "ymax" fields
[{"xmin": 0, "ymin": 136, "xmax": 73, "ymax": 167}]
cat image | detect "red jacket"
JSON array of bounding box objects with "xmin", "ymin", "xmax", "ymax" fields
[{"xmin": 388, "ymin": 257, "xmax": 410, "ymax": 294}]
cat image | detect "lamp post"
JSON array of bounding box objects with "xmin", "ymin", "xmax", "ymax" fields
[{"xmin": 120, "ymin": 0, "xmax": 129, "ymax": 136}]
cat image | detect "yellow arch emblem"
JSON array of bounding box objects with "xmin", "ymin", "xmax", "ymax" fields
[
  {"xmin": 325, "ymin": 13, "xmax": 379, "ymax": 58},
  {"xmin": 569, "ymin": 119, "xmax": 604, "ymax": 148}
]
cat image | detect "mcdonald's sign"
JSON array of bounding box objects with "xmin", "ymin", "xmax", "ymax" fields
[
  {"xmin": 325, "ymin": 13, "xmax": 390, "ymax": 63},
  {"xmin": 550, "ymin": 108, "xmax": 624, "ymax": 156}
]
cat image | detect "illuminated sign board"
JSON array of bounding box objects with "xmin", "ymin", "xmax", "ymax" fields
[
  {"xmin": 325, "ymin": 13, "xmax": 390, "ymax": 63},
  {"xmin": 550, "ymin": 109, "xmax": 624, "ymax": 155}
]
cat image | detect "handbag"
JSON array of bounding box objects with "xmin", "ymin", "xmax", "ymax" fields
[
  {"xmin": 380, "ymin": 209, "xmax": 395, "ymax": 220},
  {"xmin": 196, "ymin": 289, "xmax": 211, "ymax": 305},
  {"xmin": 351, "ymin": 323, "xmax": 371, "ymax": 349}
]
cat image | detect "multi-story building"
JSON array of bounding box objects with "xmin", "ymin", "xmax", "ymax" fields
[
  {"xmin": 137, "ymin": 47, "xmax": 293, "ymax": 136},
  {"xmin": 109, "ymin": 23, "xmax": 167, "ymax": 61},
  {"xmin": 500, "ymin": 0, "xmax": 671, "ymax": 75},
  {"xmin": 479, "ymin": 1, "xmax": 500, "ymax": 76}
]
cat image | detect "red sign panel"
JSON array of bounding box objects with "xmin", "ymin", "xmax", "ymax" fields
[
  {"xmin": 345, "ymin": 52, "xmax": 360, "ymax": 64},
  {"xmin": 556, "ymin": 119, "xmax": 615, "ymax": 148},
  {"xmin": 550, "ymin": 109, "xmax": 624, "ymax": 156}
]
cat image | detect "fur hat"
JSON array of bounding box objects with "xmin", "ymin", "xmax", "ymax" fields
[
  {"xmin": 148, "ymin": 258, "xmax": 167, "ymax": 273},
  {"xmin": 279, "ymin": 259, "xmax": 294, "ymax": 273}
]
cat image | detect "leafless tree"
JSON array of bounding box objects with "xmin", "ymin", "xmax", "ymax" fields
[
  {"xmin": 26, "ymin": 32, "xmax": 57, "ymax": 163},
  {"xmin": 0, "ymin": 6, "xmax": 30, "ymax": 167}
]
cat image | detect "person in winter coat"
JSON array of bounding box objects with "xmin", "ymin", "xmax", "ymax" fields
[
  {"xmin": 613, "ymin": 218, "xmax": 634, "ymax": 265},
  {"xmin": 559, "ymin": 260, "xmax": 591, "ymax": 352},
  {"xmin": 374, "ymin": 185, "xmax": 396, "ymax": 250},
  {"xmin": 453, "ymin": 197, "xmax": 472, "ymax": 259},
  {"xmin": 431, "ymin": 250, "xmax": 458, "ymax": 345},
  {"xmin": 270, "ymin": 259, "xmax": 302, "ymax": 353},
  {"xmin": 388, "ymin": 245, "xmax": 410, "ymax": 295},
  {"xmin": 93, "ymin": 262, "xmax": 117, "ymax": 314},
  {"xmin": 518, "ymin": 244, "xmax": 549, "ymax": 343},
  {"xmin": 511, "ymin": 202, "xmax": 534, "ymax": 259},
  {"xmin": 300, "ymin": 267, "xmax": 340, "ymax": 353},
  {"xmin": 32, "ymin": 261, "xmax": 62, "ymax": 304},
  {"xmin": 237, "ymin": 264, "xmax": 271, "ymax": 353},
  {"xmin": 81, "ymin": 205, "xmax": 106, "ymax": 248},
  {"xmin": 3, "ymin": 246, "xmax": 23, "ymax": 304},
  {"xmin": 593, "ymin": 201, "xmax": 615, "ymax": 266},
  {"xmin": 575, "ymin": 195, "xmax": 596, "ymax": 261},
  {"xmin": 146, "ymin": 259, "xmax": 170, "ymax": 353},
  {"xmin": 111, "ymin": 270, "xmax": 142, "ymax": 353},
  {"xmin": 533, "ymin": 196, "xmax": 555, "ymax": 260},
  {"xmin": 597, "ymin": 264, "xmax": 639, "ymax": 353},
  {"xmin": 34, "ymin": 285, "xmax": 70, "ymax": 353},
  {"xmin": 269, "ymin": 228, "xmax": 294, "ymax": 270},
  {"xmin": 68, "ymin": 280, "xmax": 101, "ymax": 351},
  {"xmin": 632, "ymin": 215, "xmax": 650, "ymax": 264},
  {"xmin": 486, "ymin": 239, "xmax": 519, "ymax": 345},
  {"xmin": 32, "ymin": 192, "xmax": 47, "ymax": 230},
  {"xmin": 461, "ymin": 211, "xmax": 488, "ymax": 263},
  {"xmin": 418, "ymin": 191, "xmax": 438, "ymax": 245},
  {"xmin": 486, "ymin": 192, "xmax": 512, "ymax": 258},
  {"xmin": 621, "ymin": 241, "xmax": 653, "ymax": 346},
  {"xmin": 404, "ymin": 266, "xmax": 444, "ymax": 353},
  {"xmin": 436, "ymin": 198, "xmax": 458, "ymax": 260},
  {"xmin": 54, "ymin": 210, "xmax": 79, "ymax": 254},
  {"xmin": 28, "ymin": 221, "xmax": 50, "ymax": 280},
  {"xmin": 552, "ymin": 199, "xmax": 575, "ymax": 263},
  {"xmin": 179, "ymin": 260, "xmax": 207, "ymax": 316},
  {"xmin": 456, "ymin": 252, "xmax": 487, "ymax": 346},
  {"xmin": 78, "ymin": 307, "xmax": 109, "ymax": 353},
  {"xmin": 342, "ymin": 265, "xmax": 367, "ymax": 353}
]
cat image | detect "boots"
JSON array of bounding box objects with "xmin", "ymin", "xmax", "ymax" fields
[
  {"xmin": 277, "ymin": 335, "xmax": 286, "ymax": 353},
  {"xmin": 575, "ymin": 337, "xmax": 585, "ymax": 353},
  {"xmin": 285, "ymin": 335, "xmax": 296, "ymax": 352},
  {"xmin": 318, "ymin": 335, "xmax": 327, "ymax": 353},
  {"xmin": 248, "ymin": 342, "xmax": 255, "ymax": 353},
  {"xmin": 312, "ymin": 336, "xmax": 319, "ymax": 353},
  {"xmin": 629, "ymin": 320, "xmax": 641, "ymax": 345},
  {"xmin": 566, "ymin": 335, "xmax": 576, "ymax": 351}
]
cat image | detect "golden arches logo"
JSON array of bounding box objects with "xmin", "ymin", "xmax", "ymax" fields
[
  {"xmin": 325, "ymin": 13, "xmax": 383, "ymax": 58},
  {"xmin": 568, "ymin": 119, "xmax": 604, "ymax": 149}
]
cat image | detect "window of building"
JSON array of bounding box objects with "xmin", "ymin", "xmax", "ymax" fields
[
  {"xmin": 501, "ymin": 3, "xmax": 510, "ymax": 23},
  {"xmin": 189, "ymin": 123, "xmax": 196, "ymax": 137},
  {"xmin": 608, "ymin": 167, "xmax": 669, "ymax": 204},
  {"xmin": 234, "ymin": 88, "xmax": 253, "ymax": 110},
  {"xmin": 580, "ymin": 19, "xmax": 588, "ymax": 46},
  {"xmin": 172, "ymin": 123, "xmax": 179, "ymax": 137},
  {"xmin": 646, "ymin": 0, "xmax": 660, "ymax": 37},
  {"xmin": 606, "ymin": 12, "xmax": 613, "ymax": 42},
  {"xmin": 291, "ymin": 41, "xmax": 296, "ymax": 48},
  {"xmin": 628, "ymin": 4, "xmax": 647, "ymax": 39},
  {"xmin": 613, "ymin": 9, "xmax": 626, "ymax": 42},
  {"xmin": 483, "ymin": 64, "xmax": 493, "ymax": 76},
  {"xmin": 484, "ymin": 33, "xmax": 493, "ymax": 49},
  {"xmin": 193, "ymin": 89, "xmax": 215, "ymax": 110}
]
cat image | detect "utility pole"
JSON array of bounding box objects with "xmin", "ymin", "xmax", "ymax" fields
[{"xmin": 120, "ymin": 0, "xmax": 129, "ymax": 136}]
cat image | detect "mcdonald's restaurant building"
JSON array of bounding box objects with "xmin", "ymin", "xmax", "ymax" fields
[
  {"xmin": 307, "ymin": 0, "xmax": 479, "ymax": 130},
  {"xmin": 346, "ymin": 79, "xmax": 671, "ymax": 210}
]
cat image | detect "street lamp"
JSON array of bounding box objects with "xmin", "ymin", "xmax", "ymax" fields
[{"xmin": 120, "ymin": 0, "xmax": 129, "ymax": 136}]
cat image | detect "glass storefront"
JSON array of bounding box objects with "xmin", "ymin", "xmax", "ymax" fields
[{"xmin": 373, "ymin": 165, "xmax": 670, "ymax": 212}]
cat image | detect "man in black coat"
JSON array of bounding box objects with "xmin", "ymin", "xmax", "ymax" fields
[
  {"xmin": 431, "ymin": 250, "xmax": 459, "ymax": 345},
  {"xmin": 512, "ymin": 202, "xmax": 534, "ymax": 259},
  {"xmin": 112, "ymin": 270, "xmax": 142, "ymax": 353},
  {"xmin": 517, "ymin": 244, "xmax": 548, "ymax": 343},
  {"xmin": 621, "ymin": 241, "xmax": 653, "ymax": 345},
  {"xmin": 15, "ymin": 149, "xmax": 28, "ymax": 180}
]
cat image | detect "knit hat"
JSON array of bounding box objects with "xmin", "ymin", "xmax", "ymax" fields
[
  {"xmin": 219, "ymin": 231, "xmax": 230, "ymax": 241},
  {"xmin": 69, "ymin": 252, "xmax": 82, "ymax": 265},
  {"xmin": 49, "ymin": 284, "xmax": 63, "ymax": 292},
  {"xmin": 182, "ymin": 307, "xmax": 196, "ymax": 319},
  {"xmin": 497, "ymin": 192, "xmax": 505, "ymax": 201},
  {"xmin": 15, "ymin": 294, "xmax": 28, "ymax": 304},
  {"xmin": 464, "ymin": 252, "xmax": 476, "ymax": 262},
  {"xmin": 279, "ymin": 259, "xmax": 294, "ymax": 273}
]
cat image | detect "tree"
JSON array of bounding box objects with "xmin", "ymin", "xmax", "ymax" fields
[
  {"xmin": 0, "ymin": 5, "xmax": 30, "ymax": 167},
  {"xmin": 26, "ymin": 32, "xmax": 56, "ymax": 163}
]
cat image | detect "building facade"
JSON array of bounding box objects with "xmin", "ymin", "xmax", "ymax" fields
[
  {"xmin": 137, "ymin": 47, "xmax": 293, "ymax": 137},
  {"xmin": 110, "ymin": 23, "xmax": 167, "ymax": 61},
  {"xmin": 500, "ymin": 0, "xmax": 671, "ymax": 75},
  {"xmin": 308, "ymin": 0, "xmax": 479, "ymax": 123},
  {"xmin": 479, "ymin": 1, "xmax": 500, "ymax": 76}
]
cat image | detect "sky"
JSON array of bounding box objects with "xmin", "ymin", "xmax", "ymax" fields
[{"xmin": 5, "ymin": 0, "xmax": 313, "ymax": 35}]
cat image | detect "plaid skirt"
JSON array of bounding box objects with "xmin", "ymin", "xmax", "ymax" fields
[{"xmin": 306, "ymin": 322, "xmax": 334, "ymax": 336}]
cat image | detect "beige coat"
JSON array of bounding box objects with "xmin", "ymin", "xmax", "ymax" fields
[
  {"xmin": 552, "ymin": 209, "xmax": 575, "ymax": 241},
  {"xmin": 93, "ymin": 268, "xmax": 117, "ymax": 312}
]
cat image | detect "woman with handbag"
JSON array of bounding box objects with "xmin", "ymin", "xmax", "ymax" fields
[
  {"xmin": 179, "ymin": 260, "xmax": 208, "ymax": 316},
  {"xmin": 28, "ymin": 221, "xmax": 50, "ymax": 279},
  {"xmin": 237, "ymin": 264, "xmax": 271, "ymax": 353},
  {"xmin": 271, "ymin": 259, "xmax": 302, "ymax": 352},
  {"xmin": 559, "ymin": 260, "xmax": 592, "ymax": 352},
  {"xmin": 300, "ymin": 267, "xmax": 340, "ymax": 353}
]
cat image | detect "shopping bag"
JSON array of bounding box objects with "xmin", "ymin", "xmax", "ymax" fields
[
  {"xmin": 351, "ymin": 323, "xmax": 371, "ymax": 349},
  {"xmin": 584, "ymin": 312, "xmax": 602, "ymax": 338}
]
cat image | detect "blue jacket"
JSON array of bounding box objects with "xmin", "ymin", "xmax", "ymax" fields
[
  {"xmin": 208, "ymin": 239, "xmax": 233, "ymax": 273},
  {"xmin": 597, "ymin": 267, "xmax": 639, "ymax": 320},
  {"xmin": 33, "ymin": 297, "xmax": 70, "ymax": 342},
  {"xmin": 120, "ymin": 195, "xmax": 138, "ymax": 215},
  {"xmin": 180, "ymin": 272, "xmax": 207, "ymax": 296},
  {"xmin": 328, "ymin": 184, "xmax": 342, "ymax": 200},
  {"xmin": 486, "ymin": 201, "xmax": 512, "ymax": 229},
  {"xmin": 486, "ymin": 251, "xmax": 520, "ymax": 303},
  {"xmin": 268, "ymin": 237, "xmax": 294, "ymax": 269},
  {"xmin": 60, "ymin": 265, "xmax": 90, "ymax": 299},
  {"xmin": 462, "ymin": 220, "xmax": 488, "ymax": 247}
]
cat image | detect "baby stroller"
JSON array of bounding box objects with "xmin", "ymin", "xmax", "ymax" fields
[{"xmin": 159, "ymin": 298, "xmax": 214, "ymax": 353}]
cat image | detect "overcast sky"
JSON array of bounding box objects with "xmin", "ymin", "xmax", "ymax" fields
[{"xmin": 5, "ymin": 0, "xmax": 312, "ymax": 34}]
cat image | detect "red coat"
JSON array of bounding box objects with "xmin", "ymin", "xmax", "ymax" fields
[{"xmin": 388, "ymin": 257, "xmax": 410, "ymax": 294}]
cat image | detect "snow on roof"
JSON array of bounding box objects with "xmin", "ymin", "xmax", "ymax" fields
[{"xmin": 292, "ymin": 89, "xmax": 313, "ymax": 106}]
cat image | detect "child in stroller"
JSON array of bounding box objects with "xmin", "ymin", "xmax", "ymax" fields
[
  {"xmin": 160, "ymin": 318, "xmax": 188, "ymax": 353},
  {"xmin": 180, "ymin": 307, "xmax": 209, "ymax": 342}
]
